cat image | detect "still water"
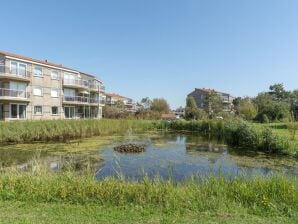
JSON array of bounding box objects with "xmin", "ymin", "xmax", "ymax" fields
[
  {"xmin": 1, "ymin": 133, "xmax": 297, "ymax": 181},
  {"xmin": 95, "ymin": 133, "xmax": 298, "ymax": 181}
]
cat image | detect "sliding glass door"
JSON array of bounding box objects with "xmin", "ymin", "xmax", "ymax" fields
[
  {"xmin": 64, "ymin": 106, "xmax": 75, "ymax": 118},
  {"xmin": 10, "ymin": 104, "xmax": 26, "ymax": 119}
]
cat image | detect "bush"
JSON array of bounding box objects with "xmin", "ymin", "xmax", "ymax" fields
[
  {"xmin": 224, "ymin": 120, "xmax": 259, "ymax": 148},
  {"xmin": 260, "ymin": 128, "xmax": 289, "ymax": 153}
]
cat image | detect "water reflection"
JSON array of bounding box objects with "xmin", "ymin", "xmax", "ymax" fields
[
  {"xmin": 0, "ymin": 133, "xmax": 297, "ymax": 182},
  {"xmin": 95, "ymin": 134, "xmax": 298, "ymax": 181}
]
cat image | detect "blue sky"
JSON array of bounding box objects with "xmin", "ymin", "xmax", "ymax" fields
[{"xmin": 1, "ymin": 0, "xmax": 298, "ymax": 108}]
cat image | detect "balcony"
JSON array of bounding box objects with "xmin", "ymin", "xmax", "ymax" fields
[
  {"xmin": 63, "ymin": 79, "xmax": 89, "ymax": 90},
  {"xmin": 89, "ymin": 84, "xmax": 105, "ymax": 92},
  {"xmin": 125, "ymin": 100, "xmax": 133, "ymax": 105},
  {"xmin": 0, "ymin": 88, "xmax": 30, "ymax": 101},
  {"xmin": 0, "ymin": 66, "xmax": 31, "ymax": 82},
  {"xmin": 63, "ymin": 96, "xmax": 105, "ymax": 105}
]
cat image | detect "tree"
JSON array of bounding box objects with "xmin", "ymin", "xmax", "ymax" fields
[
  {"xmin": 254, "ymin": 93, "xmax": 290, "ymax": 122},
  {"xmin": 150, "ymin": 98, "xmax": 170, "ymax": 114},
  {"xmin": 204, "ymin": 91, "xmax": 223, "ymax": 115},
  {"xmin": 269, "ymin": 83, "xmax": 290, "ymax": 100},
  {"xmin": 238, "ymin": 98, "xmax": 257, "ymax": 120},
  {"xmin": 290, "ymin": 90, "xmax": 298, "ymax": 120},
  {"xmin": 232, "ymin": 97, "xmax": 242, "ymax": 109},
  {"xmin": 115, "ymin": 100, "xmax": 125, "ymax": 110},
  {"xmin": 185, "ymin": 96, "xmax": 207, "ymax": 120},
  {"xmin": 140, "ymin": 97, "xmax": 152, "ymax": 109}
]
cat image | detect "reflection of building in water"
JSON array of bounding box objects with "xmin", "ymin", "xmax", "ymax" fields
[
  {"xmin": 13, "ymin": 155, "xmax": 104, "ymax": 172},
  {"xmin": 186, "ymin": 143, "xmax": 227, "ymax": 153},
  {"xmin": 185, "ymin": 135, "xmax": 228, "ymax": 164}
]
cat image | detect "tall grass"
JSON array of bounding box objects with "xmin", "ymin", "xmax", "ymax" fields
[
  {"xmin": 0, "ymin": 168, "xmax": 296, "ymax": 216},
  {"xmin": 0, "ymin": 118, "xmax": 293, "ymax": 153},
  {"xmin": 167, "ymin": 119, "xmax": 290, "ymax": 153},
  {"xmin": 0, "ymin": 119, "xmax": 163, "ymax": 144}
]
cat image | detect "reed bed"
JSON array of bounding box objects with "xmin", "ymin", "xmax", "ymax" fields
[
  {"xmin": 0, "ymin": 168, "xmax": 296, "ymax": 216},
  {"xmin": 0, "ymin": 119, "xmax": 163, "ymax": 144},
  {"xmin": 0, "ymin": 118, "xmax": 295, "ymax": 154},
  {"xmin": 167, "ymin": 119, "xmax": 291, "ymax": 153}
]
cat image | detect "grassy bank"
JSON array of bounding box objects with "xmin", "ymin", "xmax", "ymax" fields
[
  {"xmin": 1, "ymin": 201, "xmax": 297, "ymax": 224},
  {"xmin": 0, "ymin": 169, "xmax": 297, "ymax": 223}
]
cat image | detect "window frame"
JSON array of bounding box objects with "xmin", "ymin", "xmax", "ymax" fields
[
  {"xmin": 64, "ymin": 106, "xmax": 75, "ymax": 119},
  {"xmin": 50, "ymin": 88, "xmax": 59, "ymax": 98},
  {"xmin": 34, "ymin": 66, "xmax": 43, "ymax": 77},
  {"xmin": 9, "ymin": 103, "xmax": 27, "ymax": 120},
  {"xmin": 51, "ymin": 70, "xmax": 59, "ymax": 80},
  {"xmin": 51, "ymin": 106, "xmax": 59, "ymax": 116},
  {"xmin": 33, "ymin": 86, "xmax": 43, "ymax": 96},
  {"xmin": 34, "ymin": 105, "xmax": 43, "ymax": 115},
  {"xmin": 10, "ymin": 61, "xmax": 27, "ymax": 76}
]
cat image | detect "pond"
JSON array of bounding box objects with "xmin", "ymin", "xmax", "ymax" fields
[{"xmin": 0, "ymin": 132, "xmax": 297, "ymax": 181}]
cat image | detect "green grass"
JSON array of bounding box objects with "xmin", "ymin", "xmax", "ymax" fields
[
  {"xmin": 0, "ymin": 169, "xmax": 297, "ymax": 223},
  {"xmin": 1, "ymin": 201, "xmax": 297, "ymax": 224},
  {"xmin": 0, "ymin": 169, "xmax": 297, "ymax": 220}
]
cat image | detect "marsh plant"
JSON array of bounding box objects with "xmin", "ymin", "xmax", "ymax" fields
[{"xmin": 0, "ymin": 118, "xmax": 293, "ymax": 154}]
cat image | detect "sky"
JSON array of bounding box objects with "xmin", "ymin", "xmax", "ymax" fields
[{"xmin": 1, "ymin": 0, "xmax": 298, "ymax": 108}]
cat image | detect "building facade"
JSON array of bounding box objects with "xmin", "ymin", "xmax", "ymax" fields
[
  {"xmin": 0, "ymin": 51, "xmax": 105, "ymax": 121},
  {"xmin": 188, "ymin": 88, "xmax": 234, "ymax": 112},
  {"xmin": 103, "ymin": 93, "xmax": 137, "ymax": 113}
]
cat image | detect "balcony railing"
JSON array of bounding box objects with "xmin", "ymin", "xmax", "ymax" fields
[
  {"xmin": 0, "ymin": 88, "xmax": 30, "ymax": 99},
  {"xmin": 63, "ymin": 79, "xmax": 89, "ymax": 88},
  {"xmin": 64, "ymin": 96, "xmax": 105, "ymax": 104},
  {"xmin": 0, "ymin": 66, "xmax": 31, "ymax": 79},
  {"xmin": 89, "ymin": 84, "xmax": 105, "ymax": 91}
]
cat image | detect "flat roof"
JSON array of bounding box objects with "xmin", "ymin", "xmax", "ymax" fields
[{"xmin": 0, "ymin": 50, "xmax": 101, "ymax": 81}]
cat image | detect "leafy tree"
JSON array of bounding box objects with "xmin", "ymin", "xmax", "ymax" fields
[
  {"xmin": 290, "ymin": 90, "xmax": 298, "ymax": 120},
  {"xmin": 185, "ymin": 96, "xmax": 207, "ymax": 120},
  {"xmin": 269, "ymin": 83, "xmax": 290, "ymax": 100},
  {"xmin": 238, "ymin": 98, "xmax": 257, "ymax": 120},
  {"xmin": 115, "ymin": 100, "xmax": 125, "ymax": 110},
  {"xmin": 254, "ymin": 93, "xmax": 290, "ymax": 122},
  {"xmin": 204, "ymin": 91, "xmax": 223, "ymax": 115},
  {"xmin": 232, "ymin": 97, "xmax": 242, "ymax": 109},
  {"xmin": 150, "ymin": 98, "xmax": 170, "ymax": 114},
  {"xmin": 140, "ymin": 97, "xmax": 152, "ymax": 109}
]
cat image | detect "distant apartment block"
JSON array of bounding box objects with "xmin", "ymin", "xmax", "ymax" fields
[
  {"xmin": 0, "ymin": 51, "xmax": 105, "ymax": 121},
  {"xmin": 188, "ymin": 88, "xmax": 234, "ymax": 112},
  {"xmin": 103, "ymin": 93, "xmax": 137, "ymax": 113}
]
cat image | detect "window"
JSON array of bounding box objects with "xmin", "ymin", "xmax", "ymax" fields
[
  {"xmin": 19, "ymin": 64, "xmax": 27, "ymax": 76},
  {"xmin": 34, "ymin": 66, "xmax": 43, "ymax": 77},
  {"xmin": 52, "ymin": 106, "xmax": 58, "ymax": 115},
  {"xmin": 34, "ymin": 106, "xmax": 42, "ymax": 115},
  {"xmin": 11, "ymin": 104, "xmax": 17, "ymax": 118},
  {"xmin": 10, "ymin": 81, "xmax": 27, "ymax": 91},
  {"xmin": 19, "ymin": 105, "xmax": 26, "ymax": 119},
  {"xmin": 51, "ymin": 88, "xmax": 59, "ymax": 97},
  {"xmin": 11, "ymin": 62, "xmax": 17, "ymax": 74},
  {"xmin": 0, "ymin": 104, "xmax": 3, "ymax": 120},
  {"xmin": 10, "ymin": 61, "xmax": 27, "ymax": 76},
  {"xmin": 64, "ymin": 72, "xmax": 75, "ymax": 80},
  {"xmin": 33, "ymin": 87, "xmax": 43, "ymax": 96},
  {"xmin": 51, "ymin": 70, "xmax": 59, "ymax": 79},
  {"xmin": 64, "ymin": 88, "xmax": 75, "ymax": 97},
  {"xmin": 64, "ymin": 106, "xmax": 75, "ymax": 118},
  {"xmin": 10, "ymin": 104, "xmax": 26, "ymax": 119}
]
